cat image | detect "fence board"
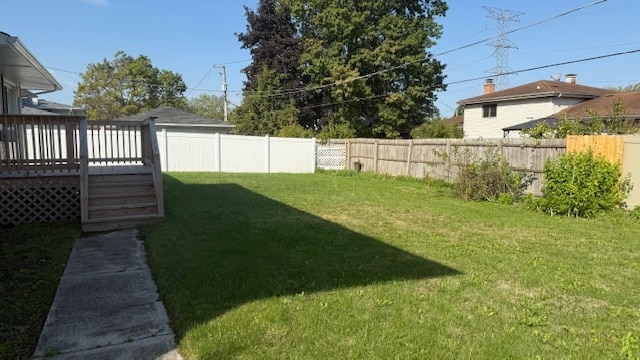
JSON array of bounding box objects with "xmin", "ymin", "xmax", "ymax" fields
[{"xmin": 566, "ymin": 135, "xmax": 624, "ymax": 164}]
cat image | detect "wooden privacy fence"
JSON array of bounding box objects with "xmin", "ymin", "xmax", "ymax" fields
[
  {"xmin": 566, "ymin": 135, "xmax": 624, "ymax": 164},
  {"xmin": 342, "ymin": 138, "xmax": 567, "ymax": 196}
]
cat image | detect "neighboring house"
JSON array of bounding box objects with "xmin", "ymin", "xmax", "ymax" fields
[
  {"xmin": 117, "ymin": 106, "xmax": 235, "ymax": 134},
  {"xmin": 21, "ymin": 97, "xmax": 86, "ymax": 116},
  {"xmin": 458, "ymin": 75, "xmax": 611, "ymax": 138},
  {"xmin": 0, "ymin": 31, "xmax": 62, "ymax": 114},
  {"xmin": 503, "ymin": 92, "xmax": 640, "ymax": 137},
  {"xmin": 442, "ymin": 115, "xmax": 464, "ymax": 131}
]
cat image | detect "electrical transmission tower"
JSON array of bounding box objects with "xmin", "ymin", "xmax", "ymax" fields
[{"xmin": 483, "ymin": 6, "xmax": 524, "ymax": 90}]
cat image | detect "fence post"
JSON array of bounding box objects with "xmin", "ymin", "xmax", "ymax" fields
[
  {"xmin": 215, "ymin": 132, "xmax": 221, "ymax": 172},
  {"xmin": 162, "ymin": 128, "xmax": 168, "ymax": 172},
  {"xmin": 406, "ymin": 140, "xmax": 413, "ymax": 176},
  {"xmin": 346, "ymin": 139, "xmax": 351, "ymax": 170},
  {"xmin": 265, "ymin": 134, "xmax": 271, "ymax": 173},
  {"xmin": 374, "ymin": 139, "xmax": 379, "ymax": 173},
  {"xmin": 78, "ymin": 118, "xmax": 89, "ymax": 224},
  {"xmin": 311, "ymin": 137, "xmax": 317, "ymax": 172},
  {"xmin": 65, "ymin": 117, "xmax": 77, "ymax": 170}
]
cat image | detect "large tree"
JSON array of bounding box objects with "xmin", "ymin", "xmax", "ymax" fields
[
  {"xmin": 187, "ymin": 94, "xmax": 225, "ymax": 120},
  {"xmin": 232, "ymin": 67, "xmax": 299, "ymax": 136},
  {"xmin": 285, "ymin": 0, "xmax": 448, "ymax": 138},
  {"xmin": 74, "ymin": 51, "xmax": 187, "ymax": 120},
  {"xmin": 236, "ymin": 0, "xmax": 301, "ymax": 93},
  {"xmin": 236, "ymin": 0, "xmax": 324, "ymax": 132}
]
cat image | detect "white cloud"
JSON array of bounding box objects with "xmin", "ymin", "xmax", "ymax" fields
[{"xmin": 82, "ymin": 0, "xmax": 109, "ymax": 6}]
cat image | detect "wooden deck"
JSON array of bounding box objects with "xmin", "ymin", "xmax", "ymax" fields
[
  {"xmin": 88, "ymin": 164, "xmax": 154, "ymax": 175},
  {"xmin": 1, "ymin": 115, "xmax": 164, "ymax": 231}
]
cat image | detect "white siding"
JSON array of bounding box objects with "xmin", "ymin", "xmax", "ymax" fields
[{"xmin": 463, "ymin": 97, "xmax": 587, "ymax": 139}]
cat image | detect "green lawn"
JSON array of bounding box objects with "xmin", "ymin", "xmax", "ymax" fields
[
  {"xmin": 0, "ymin": 221, "xmax": 79, "ymax": 359},
  {"xmin": 143, "ymin": 172, "xmax": 640, "ymax": 359}
]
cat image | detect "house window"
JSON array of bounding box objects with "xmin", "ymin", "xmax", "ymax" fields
[{"xmin": 482, "ymin": 104, "xmax": 497, "ymax": 118}]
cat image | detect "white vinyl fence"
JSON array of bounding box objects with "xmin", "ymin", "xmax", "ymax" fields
[{"xmin": 156, "ymin": 131, "xmax": 317, "ymax": 173}]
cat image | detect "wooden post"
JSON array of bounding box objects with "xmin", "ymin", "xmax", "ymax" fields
[
  {"xmin": 346, "ymin": 139, "xmax": 351, "ymax": 170},
  {"xmin": 374, "ymin": 139, "xmax": 379, "ymax": 174},
  {"xmin": 406, "ymin": 141, "xmax": 413, "ymax": 176},
  {"xmin": 79, "ymin": 118, "xmax": 89, "ymax": 223},
  {"xmin": 147, "ymin": 120, "xmax": 164, "ymax": 217},
  {"xmin": 65, "ymin": 118, "xmax": 77, "ymax": 171}
]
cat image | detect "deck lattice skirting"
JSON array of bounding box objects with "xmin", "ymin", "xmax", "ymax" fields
[{"xmin": 0, "ymin": 176, "xmax": 80, "ymax": 226}]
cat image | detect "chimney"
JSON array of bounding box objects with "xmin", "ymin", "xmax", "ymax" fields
[
  {"xmin": 565, "ymin": 74, "xmax": 577, "ymax": 84},
  {"xmin": 484, "ymin": 79, "xmax": 495, "ymax": 94}
]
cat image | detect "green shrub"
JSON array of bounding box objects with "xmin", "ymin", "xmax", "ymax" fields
[
  {"xmin": 411, "ymin": 118, "xmax": 463, "ymax": 139},
  {"xmin": 442, "ymin": 147, "xmax": 533, "ymax": 202},
  {"xmin": 541, "ymin": 151, "xmax": 631, "ymax": 217}
]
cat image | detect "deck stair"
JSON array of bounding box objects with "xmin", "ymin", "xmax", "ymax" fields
[{"xmin": 82, "ymin": 168, "xmax": 163, "ymax": 232}]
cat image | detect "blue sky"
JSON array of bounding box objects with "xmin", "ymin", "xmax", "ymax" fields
[{"xmin": 4, "ymin": 0, "xmax": 640, "ymax": 118}]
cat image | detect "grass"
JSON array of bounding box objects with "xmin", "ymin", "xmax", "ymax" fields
[
  {"xmin": 142, "ymin": 171, "xmax": 640, "ymax": 359},
  {"xmin": 0, "ymin": 221, "xmax": 79, "ymax": 359}
]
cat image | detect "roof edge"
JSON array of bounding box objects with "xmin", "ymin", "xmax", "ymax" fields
[
  {"xmin": 458, "ymin": 92, "xmax": 600, "ymax": 105},
  {"xmin": 2, "ymin": 33, "xmax": 62, "ymax": 92}
]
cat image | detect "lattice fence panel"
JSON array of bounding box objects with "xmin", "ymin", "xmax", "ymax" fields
[
  {"xmin": 316, "ymin": 145, "xmax": 346, "ymax": 170},
  {"xmin": 0, "ymin": 177, "xmax": 80, "ymax": 226}
]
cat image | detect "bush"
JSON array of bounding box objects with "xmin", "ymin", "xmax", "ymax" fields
[
  {"xmin": 541, "ymin": 151, "xmax": 631, "ymax": 217},
  {"xmin": 441, "ymin": 146, "xmax": 533, "ymax": 202},
  {"xmin": 411, "ymin": 118, "xmax": 463, "ymax": 139}
]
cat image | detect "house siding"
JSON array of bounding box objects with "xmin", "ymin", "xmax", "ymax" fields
[
  {"xmin": 464, "ymin": 97, "xmax": 585, "ymax": 139},
  {"xmin": 1, "ymin": 80, "xmax": 20, "ymax": 115}
]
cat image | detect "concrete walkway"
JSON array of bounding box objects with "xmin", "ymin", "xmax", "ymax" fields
[{"xmin": 33, "ymin": 229, "xmax": 182, "ymax": 360}]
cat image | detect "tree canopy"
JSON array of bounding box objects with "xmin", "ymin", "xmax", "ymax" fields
[
  {"xmin": 74, "ymin": 51, "xmax": 187, "ymax": 120},
  {"xmin": 187, "ymin": 94, "xmax": 226, "ymax": 120},
  {"xmin": 235, "ymin": 0, "xmax": 448, "ymax": 138},
  {"xmin": 232, "ymin": 67, "xmax": 299, "ymax": 135},
  {"xmin": 607, "ymin": 82, "xmax": 640, "ymax": 92}
]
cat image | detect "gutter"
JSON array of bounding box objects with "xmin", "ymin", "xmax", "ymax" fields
[
  {"xmin": 4, "ymin": 34, "xmax": 63, "ymax": 92},
  {"xmin": 458, "ymin": 92, "xmax": 600, "ymax": 106}
]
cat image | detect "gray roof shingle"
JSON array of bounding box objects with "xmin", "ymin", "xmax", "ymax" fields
[
  {"xmin": 459, "ymin": 80, "xmax": 612, "ymax": 105},
  {"xmin": 117, "ymin": 107, "xmax": 233, "ymax": 127}
]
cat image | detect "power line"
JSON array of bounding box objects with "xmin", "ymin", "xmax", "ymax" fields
[
  {"xmin": 293, "ymin": 48, "xmax": 640, "ymax": 111},
  {"xmin": 447, "ymin": 48, "xmax": 640, "ymax": 85},
  {"xmin": 46, "ymin": 66, "xmax": 81, "ymax": 75},
  {"xmin": 229, "ymin": 0, "xmax": 609, "ymax": 100},
  {"xmin": 45, "ymin": 1, "xmax": 609, "ymax": 100},
  {"xmin": 186, "ymin": 65, "xmax": 215, "ymax": 97}
]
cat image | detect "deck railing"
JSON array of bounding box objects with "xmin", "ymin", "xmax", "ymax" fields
[
  {"xmin": 0, "ymin": 115, "xmax": 83, "ymax": 175},
  {"xmin": 84, "ymin": 120, "xmax": 146, "ymax": 166},
  {"xmin": 78, "ymin": 118, "xmax": 164, "ymax": 222}
]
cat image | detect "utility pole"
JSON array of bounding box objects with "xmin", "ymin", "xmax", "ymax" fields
[
  {"xmin": 214, "ymin": 65, "xmax": 228, "ymax": 122},
  {"xmin": 483, "ymin": 6, "xmax": 524, "ymax": 90}
]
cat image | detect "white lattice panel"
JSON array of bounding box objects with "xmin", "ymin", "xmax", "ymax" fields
[
  {"xmin": 0, "ymin": 177, "xmax": 80, "ymax": 226},
  {"xmin": 316, "ymin": 145, "xmax": 346, "ymax": 170}
]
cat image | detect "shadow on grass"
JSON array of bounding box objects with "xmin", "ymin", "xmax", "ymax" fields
[{"xmin": 145, "ymin": 175, "xmax": 461, "ymax": 340}]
